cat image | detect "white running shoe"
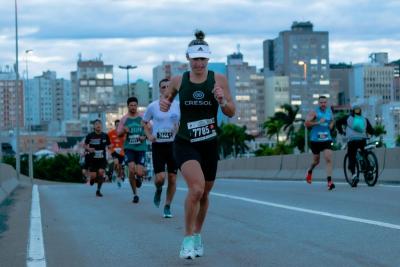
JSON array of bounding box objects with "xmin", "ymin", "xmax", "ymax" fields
[
  {"xmin": 179, "ymin": 236, "xmax": 195, "ymax": 259},
  {"xmin": 193, "ymin": 233, "xmax": 204, "ymax": 257}
]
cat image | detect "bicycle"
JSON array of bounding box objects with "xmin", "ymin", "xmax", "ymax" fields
[{"xmin": 343, "ymin": 139, "xmax": 379, "ymax": 186}]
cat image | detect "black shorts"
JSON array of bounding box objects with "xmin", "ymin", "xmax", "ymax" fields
[
  {"xmin": 125, "ymin": 149, "xmax": 146, "ymax": 166},
  {"xmin": 310, "ymin": 141, "xmax": 332, "ymax": 155},
  {"xmin": 152, "ymin": 142, "xmax": 178, "ymax": 174},
  {"xmin": 111, "ymin": 151, "xmax": 125, "ymax": 164},
  {"xmin": 87, "ymin": 158, "xmax": 107, "ymax": 172},
  {"xmin": 173, "ymin": 137, "xmax": 219, "ymax": 181}
]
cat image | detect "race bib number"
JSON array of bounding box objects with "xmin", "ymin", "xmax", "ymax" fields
[
  {"xmin": 115, "ymin": 148, "xmax": 122, "ymax": 154},
  {"xmin": 94, "ymin": 150, "xmax": 104, "ymax": 159},
  {"xmin": 157, "ymin": 129, "xmax": 173, "ymax": 141},
  {"xmin": 128, "ymin": 134, "xmax": 141, "ymax": 145},
  {"xmin": 317, "ymin": 131, "xmax": 329, "ymax": 140},
  {"xmin": 187, "ymin": 118, "xmax": 217, "ymax": 143}
]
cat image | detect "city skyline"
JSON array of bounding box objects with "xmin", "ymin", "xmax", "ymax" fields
[{"xmin": 1, "ymin": 0, "xmax": 400, "ymax": 85}]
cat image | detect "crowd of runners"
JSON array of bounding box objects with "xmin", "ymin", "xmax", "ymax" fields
[{"xmin": 79, "ymin": 29, "xmax": 376, "ymax": 260}]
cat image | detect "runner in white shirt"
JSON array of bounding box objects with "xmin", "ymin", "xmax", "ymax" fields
[{"xmin": 143, "ymin": 78, "xmax": 180, "ymax": 218}]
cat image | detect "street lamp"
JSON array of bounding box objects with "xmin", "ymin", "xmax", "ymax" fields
[
  {"xmin": 119, "ymin": 65, "xmax": 137, "ymax": 97},
  {"xmin": 298, "ymin": 60, "xmax": 308, "ymax": 153},
  {"xmin": 14, "ymin": 0, "xmax": 21, "ymax": 179},
  {"xmin": 25, "ymin": 49, "xmax": 33, "ymax": 182}
]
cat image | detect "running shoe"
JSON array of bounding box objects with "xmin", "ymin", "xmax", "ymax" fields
[
  {"xmin": 154, "ymin": 187, "xmax": 162, "ymax": 208},
  {"xmin": 163, "ymin": 205, "xmax": 173, "ymax": 218},
  {"xmin": 133, "ymin": 195, "xmax": 139, "ymax": 203},
  {"xmin": 135, "ymin": 176, "xmax": 142, "ymax": 188},
  {"xmin": 306, "ymin": 171, "xmax": 312, "ymax": 184},
  {"xmin": 193, "ymin": 233, "xmax": 204, "ymax": 257},
  {"xmin": 117, "ymin": 179, "xmax": 122, "ymax": 188},
  {"xmin": 351, "ymin": 174, "xmax": 359, "ymax": 188},
  {"xmin": 96, "ymin": 190, "xmax": 103, "ymax": 197},
  {"xmin": 327, "ymin": 181, "xmax": 335, "ymax": 190},
  {"xmin": 179, "ymin": 236, "xmax": 195, "ymax": 259}
]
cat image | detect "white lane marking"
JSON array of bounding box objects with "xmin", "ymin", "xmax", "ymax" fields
[
  {"xmin": 27, "ymin": 185, "xmax": 47, "ymax": 267},
  {"xmin": 177, "ymin": 187, "xmax": 400, "ymax": 231}
]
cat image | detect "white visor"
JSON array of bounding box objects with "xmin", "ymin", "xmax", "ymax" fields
[{"xmin": 187, "ymin": 45, "xmax": 211, "ymax": 59}]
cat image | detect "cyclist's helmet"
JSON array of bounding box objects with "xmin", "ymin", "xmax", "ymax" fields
[{"xmin": 351, "ymin": 104, "xmax": 362, "ymax": 116}]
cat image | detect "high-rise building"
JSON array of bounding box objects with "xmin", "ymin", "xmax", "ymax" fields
[
  {"xmin": 350, "ymin": 64, "xmax": 394, "ymax": 104},
  {"xmin": 263, "ymin": 21, "xmax": 330, "ymax": 115},
  {"xmin": 330, "ymin": 63, "xmax": 352, "ymax": 106},
  {"xmin": 152, "ymin": 61, "xmax": 189, "ymax": 100},
  {"xmin": 71, "ymin": 56, "xmax": 114, "ymax": 134},
  {"xmin": 0, "ymin": 71, "xmax": 24, "ymax": 131},
  {"xmin": 25, "ymin": 71, "xmax": 72, "ymax": 131},
  {"xmin": 265, "ymin": 76, "xmax": 290, "ymax": 118},
  {"xmin": 227, "ymin": 52, "xmax": 264, "ymax": 136}
]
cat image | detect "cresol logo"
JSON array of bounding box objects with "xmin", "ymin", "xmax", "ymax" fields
[{"xmin": 193, "ymin": 91, "xmax": 204, "ymax": 100}]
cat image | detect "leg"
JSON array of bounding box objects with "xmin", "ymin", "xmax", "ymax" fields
[
  {"xmin": 96, "ymin": 168, "xmax": 105, "ymax": 196},
  {"xmin": 180, "ymin": 160, "xmax": 205, "ymax": 236},
  {"xmin": 194, "ymin": 180, "xmax": 214, "ymax": 234},
  {"xmin": 323, "ymin": 149, "xmax": 333, "ymax": 178},
  {"xmin": 308, "ymin": 154, "xmax": 320, "ymax": 172},
  {"xmin": 347, "ymin": 141, "xmax": 358, "ymax": 175},
  {"xmin": 165, "ymin": 172, "xmax": 177, "ymax": 206},
  {"xmin": 128, "ymin": 161, "xmax": 137, "ymax": 195}
]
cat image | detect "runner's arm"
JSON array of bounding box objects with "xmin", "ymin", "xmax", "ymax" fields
[{"xmin": 214, "ymin": 74, "xmax": 235, "ymax": 117}]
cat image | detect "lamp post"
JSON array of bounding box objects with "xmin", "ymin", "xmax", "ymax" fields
[
  {"xmin": 119, "ymin": 65, "xmax": 137, "ymax": 97},
  {"xmin": 14, "ymin": 0, "xmax": 21, "ymax": 179},
  {"xmin": 298, "ymin": 60, "xmax": 308, "ymax": 153},
  {"xmin": 25, "ymin": 49, "xmax": 33, "ymax": 182}
]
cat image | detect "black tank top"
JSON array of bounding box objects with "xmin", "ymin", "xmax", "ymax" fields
[{"xmin": 177, "ymin": 71, "xmax": 219, "ymax": 142}]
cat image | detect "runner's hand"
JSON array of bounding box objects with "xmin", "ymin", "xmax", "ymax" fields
[
  {"xmin": 160, "ymin": 97, "xmax": 171, "ymax": 112},
  {"xmin": 212, "ymin": 84, "xmax": 225, "ymax": 104}
]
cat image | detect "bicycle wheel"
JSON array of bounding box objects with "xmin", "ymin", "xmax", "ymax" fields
[
  {"xmin": 343, "ymin": 153, "xmax": 359, "ymax": 186},
  {"xmin": 363, "ymin": 151, "xmax": 379, "ymax": 186}
]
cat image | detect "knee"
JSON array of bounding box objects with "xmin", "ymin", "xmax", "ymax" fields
[{"xmin": 189, "ymin": 185, "xmax": 204, "ymax": 201}]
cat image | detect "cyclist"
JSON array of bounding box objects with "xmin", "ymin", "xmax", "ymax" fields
[
  {"xmin": 336, "ymin": 105, "xmax": 375, "ymax": 187},
  {"xmin": 305, "ymin": 95, "xmax": 336, "ymax": 190}
]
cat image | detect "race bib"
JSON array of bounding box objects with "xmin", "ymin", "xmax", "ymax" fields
[
  {"xmin": 94, "ymin": 150, "xmax": 104, "ymax": 159},
  {"xmin": 157, "ymin": 129, "xmax": 173, "ymax": 141},
  {"xmin": 187, "ymin": 118, "xmax": 217, "ymax": 143},
  {"xmin": 317, "ymin": 131, "xmax": 329, "ymax": 140},
  {"xmin": 128, "ymin": 134, "xmax": 141, "ymax": 145},
  {"xmin": 115, "ymin": 147, "xmax": 122, "ymax": 154}
]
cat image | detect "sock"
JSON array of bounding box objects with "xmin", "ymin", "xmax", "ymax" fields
[{"xmin": 307, "ymin": 169, "xmax": 312, "ymax": 174}]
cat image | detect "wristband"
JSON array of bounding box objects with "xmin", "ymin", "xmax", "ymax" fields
[{"xmin": 219, "ymin": 99, "xmax": 228, "ymax": 108}]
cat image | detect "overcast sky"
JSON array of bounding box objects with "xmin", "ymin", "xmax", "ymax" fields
[{"xmin": 1, "ymin": 0, "xmax": 400, "ymax": 85}]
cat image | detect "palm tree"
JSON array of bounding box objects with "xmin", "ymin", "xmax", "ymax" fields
[
  {"xmin": 217, "ymin": 123, "xmax": 254, "ymax": 158},
  {"xmin": 263, "ymin": 117, "xmax": 284, "ymax": 143},
  {"xmin": 273, "ymin": 104, "xmax": 300, "ymax": 142}
]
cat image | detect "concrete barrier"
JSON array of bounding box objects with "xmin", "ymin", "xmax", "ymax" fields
[
  {"xmin": 216, "ymin": 147, "xmax": 400, "ymax": 183},
  {"xmin": 0, "ymin": 163, "xmax": 19, "ymax": 203},
  {"xmin": 378, "ymin": 147, "xmax": 400, "ymax": 183}
]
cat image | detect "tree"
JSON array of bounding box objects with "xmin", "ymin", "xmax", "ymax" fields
[
  {"xmin": 373, "ymin": 124, "xmax": 387, "ymax": 147},
  {"xmin": 217, "ymin": 123, "xmax": 254, "ymax": 158},
  {"xmin": 396, "ymin": 134, "xmax": 400, "ymax": 147},
  {"xmin": 273, "ymin": 104, "xmax": 300, "ymax": 143},
  {"xmin": 263, "ymin": 117, "xmax": 284, "ymax": 143}
]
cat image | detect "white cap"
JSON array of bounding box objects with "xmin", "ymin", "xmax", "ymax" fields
[{"xmin": 187, "ymin": 45, "xmax": 211, "ymax": 59}]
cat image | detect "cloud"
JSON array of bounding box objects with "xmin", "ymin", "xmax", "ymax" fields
[{"xmin": 1, "ymin": 0, "xmax": 400, "ymax": 84}]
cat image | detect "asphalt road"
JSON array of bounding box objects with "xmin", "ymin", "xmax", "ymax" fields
[{"xmin": 1, "ymin": 178, "xmax": 399, "ymax": 267}]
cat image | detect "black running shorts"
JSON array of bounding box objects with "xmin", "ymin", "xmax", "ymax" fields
[
  {"xmin": 173, "ymin": 137, "xmax": 219, "ymax": 181},
  {"xmin": 152, "ymin": 142, "xmax": 178, "ymax": 174},
  {"xmin": 310, "ymin": 141, "xmax": 332, "ymax": 155}
]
